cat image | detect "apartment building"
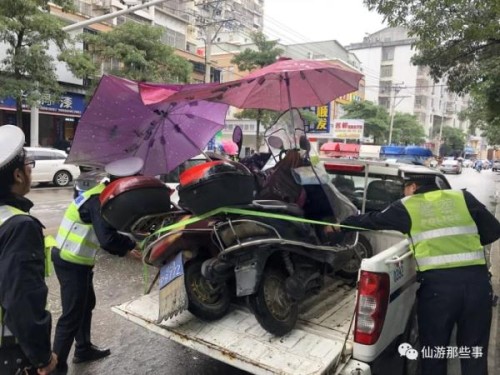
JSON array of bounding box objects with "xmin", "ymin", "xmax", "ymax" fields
[{"xmin": 347, "ymin": 27, "xmax": 469, "ymax": 141}]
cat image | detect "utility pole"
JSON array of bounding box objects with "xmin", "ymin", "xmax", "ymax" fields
[
  {"xmin": 195, "ymin": 0, "xmax": 235, "ymax": 83},
  {"xmin": 388, "ymin": 83, "xmax": 405, "ymax": 145},
  {"xmin": 435, "ymin": 86, "xmax": 445, "ymax": 156}
]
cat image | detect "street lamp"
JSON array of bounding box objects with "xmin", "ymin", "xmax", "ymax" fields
[{"xmin": 62, "ymin": 0, "xmax": 169, "ymax": 32}]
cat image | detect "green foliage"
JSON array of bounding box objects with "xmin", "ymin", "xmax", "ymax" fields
[
  {"xmin": 0, "ymin": 0, "xmax": 74, "ymax": 126},
  {"xmin": 364, "ymin": 0, "xmax": 500, "ymax": 144},
  {"xmin": 391, "ymin": 113, "xmax": 426, "ymax": 145},
  {"xmin": 229, "ymin": 32, "xmax": 284, "ymax": 149},
  {"xmin": 432, "ymin": 126, "xmax": 466, "ymax": 155},
  {"xmin": 231, "ymin": 31, "xmax": 284, "ymax": 71},
  {"xmin": 77, "ymin": 22, "xmax": 192, "ymax": 83},
  {"xmin": 234, "ymin": 109, "xmax": 280, "ymax": 126},
  {"xmin": 341, "ymin": 100, "xmax": 390, "ymax": 144}
]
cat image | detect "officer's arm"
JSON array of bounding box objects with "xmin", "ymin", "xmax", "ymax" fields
[
  {"xmin": 463, "ymin": 190, "xmax": 500, "ymax": 245},
  {"xmin": 0, "ymin": 217, "xmax": 52, "ymax": 368},
  {"xmin": 80, "ymin": 196, "xmax": 136, "ymax": 256},
  {"xmin": 341, "ymin": 200, "xmax": 411, "ymax": 234}
]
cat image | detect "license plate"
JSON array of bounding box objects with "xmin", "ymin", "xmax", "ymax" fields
[
  {"xmin": 158, "ymin": 252, "xmax": 188, "ymax": 321},
  {"xmin": 159, "ymin": 252, "xmax": 184, "ymax": 289}
]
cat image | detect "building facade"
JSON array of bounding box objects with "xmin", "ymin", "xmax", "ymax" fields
[{"xmin": 347, "ymin": 27, "xmax": 469, "ymax": 142}]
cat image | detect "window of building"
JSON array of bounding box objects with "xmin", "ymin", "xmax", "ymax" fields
[
  {"xmin": 379, "ymin": 97, "xmax": 390, "ymax": 109},
  {"xmin": 415, "ymin": 96, "xmax": 427, "ymax": 108},
  {"xmin": 380, "ymin": 65, "xmax": 393, "ymax": 78},
  {"xmin": 162, "ymin": 27, "xmax": 186, "ymax": 50},
  {"xmin": 380, "ymin": 81, "xmax": 392, "ymax": 95},
  {"xmin": 381, "ymin": 46, "xmax": 395, "ymax": 61}
]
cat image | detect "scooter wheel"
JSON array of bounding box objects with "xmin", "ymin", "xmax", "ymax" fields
[
  {"xmin": 337, "ymin": 235, "xmax": 373, "ymax": 279},
  {"xmin": 185, "ymin": 259, "xmax": 231, "ymax": 321},
  {"xmin": 248, "ymin": 267, "xmax": 298, "ymax": 336}
]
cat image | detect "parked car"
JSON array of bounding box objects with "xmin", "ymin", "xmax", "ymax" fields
[
  {"xmin": 439, "ymin": 159, "xmax": 462, "ymax": 174},
  {"xmin": 492, "ymin": 160, "xmax": 500, "ymax": 172},
  {"xmin": 25, "ymin": 147, "xmax": 80, "ymax": 187}
]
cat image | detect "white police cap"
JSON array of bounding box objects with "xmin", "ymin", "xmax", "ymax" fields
[
  {"xmin": 104, "ymin": 156, "xmax": 144, "ymax": 177},
  {"xmin": 0, "ymin": 125, "xmax": 25, "ymax": 170}
]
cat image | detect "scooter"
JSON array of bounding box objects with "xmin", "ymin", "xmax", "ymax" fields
[{"xmin": 199, "ymin": 135, "xmax": 367, "ymax": 336}]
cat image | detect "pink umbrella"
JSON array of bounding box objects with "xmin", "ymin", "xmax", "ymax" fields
[{"xmin": 142, "ymin": 59, "xmax": 363, "ymax": 112}]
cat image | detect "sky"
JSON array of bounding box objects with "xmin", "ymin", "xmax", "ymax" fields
[{"xmin": 263, "ymin": 0, "xmax": 387, "ymax": 47}]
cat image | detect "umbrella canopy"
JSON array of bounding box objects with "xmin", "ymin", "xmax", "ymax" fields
[
  {"xmin": 66, "ymin": 75, "xmax": 229, "ymax": 176},
  {"xmin": 145, "ymin": 59, "xmax": 363, "ymax": 112}
]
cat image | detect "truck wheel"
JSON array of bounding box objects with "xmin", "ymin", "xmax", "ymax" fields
[
  {"xmin": 185, "ymin": 259, "xmax": 230, "ymax": 321},
  {"xmin": 403, "ymin": 305, "xmax": 421, "ymax": 375},
  {"xmin": 248, "ymin": 267, "xmax": 298, "ymax": 336},
  {"xmin": 337, "ymin": 235, "xmax": 373, "ymax": 279}
]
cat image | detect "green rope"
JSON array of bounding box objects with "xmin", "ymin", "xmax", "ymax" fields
[{"xmin": 141, "ymin": 206, "xmax": 367, "ymax": 248}]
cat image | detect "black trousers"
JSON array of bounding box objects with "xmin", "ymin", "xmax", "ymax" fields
[
  {"xmin": 52, "ymin": 248, "xmax": 96, "ymax": 367},
  {"xmin": 417, "ymin": 268, "xmax": 493, "ymax": 375},
  {"xmin": 0, "ymin": 345, "xmax": 37, "ymax": 375}
]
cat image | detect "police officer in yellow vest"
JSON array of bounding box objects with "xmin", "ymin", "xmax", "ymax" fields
[
  {"xmin": 341, "ymin": 174, "xmax": 500, "ymax": 375},
  {"xmin": 0, "ymin": 125, "xmax": 58, "ymax": 375},
  {"xmin": 51, "ymin": 157, "xmax": 143, "ymax": 375}
]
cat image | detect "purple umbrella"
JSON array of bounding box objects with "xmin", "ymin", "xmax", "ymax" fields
[{"xmin": 66, "ymin": 75, "xmax": 229, "ymax": 176}]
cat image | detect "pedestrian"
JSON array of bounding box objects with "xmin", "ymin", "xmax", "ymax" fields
[
  {"xmin": 0, "ymin": 125, "xmax": 58, "ymax": 375},
  {"xmin": 51, "ymin": 157, "xmax": 143, "ymax": 375},
  {"xmin": 341, "ymin": 174, "xmax": 500, "ymax": 375}
]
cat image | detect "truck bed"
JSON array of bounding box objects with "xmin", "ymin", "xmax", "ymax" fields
[{"xmin": 112, "ymin": 278, "xmax": 356, "ymax": 375}]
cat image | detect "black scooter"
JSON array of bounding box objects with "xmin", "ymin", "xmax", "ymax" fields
[{"xmin": 201, "ymin": 136, "xmax": 369, "ymax": 336}]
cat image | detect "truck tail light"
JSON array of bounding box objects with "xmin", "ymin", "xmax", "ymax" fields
[{"xmin": 354, "ymin": 270, "xmax": 390, "ymax": 345}]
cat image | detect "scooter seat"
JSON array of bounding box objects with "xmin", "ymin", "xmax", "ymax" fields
[{"xmin": 249, "ymin": 200, "xmax": 304, "ymax": 217}]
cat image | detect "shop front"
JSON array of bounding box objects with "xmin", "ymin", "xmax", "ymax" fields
[{"xmin": 0, "ymin": 92, "xmax": 85, "ymax": 149}]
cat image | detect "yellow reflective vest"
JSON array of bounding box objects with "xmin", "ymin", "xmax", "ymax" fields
[
  {"xmin": 0, "ymin": 205, "xmax": 52, "ymax": 347},
  {"xmin": 402, "ymin": 190, "xmax": 485, "ymax": 272},
  {"xmin": 56, "ymin": 184, "xmax": 106, "ymax": 266}
]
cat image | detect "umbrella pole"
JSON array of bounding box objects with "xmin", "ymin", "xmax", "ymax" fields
[{"xmin": 284, "ymin": 73, "xmax": 296, "ymax": 148}]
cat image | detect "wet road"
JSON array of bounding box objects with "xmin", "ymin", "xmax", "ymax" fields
[{"xmin": 27, "ymin": 168, "xmax": 499, "ymax": 375}]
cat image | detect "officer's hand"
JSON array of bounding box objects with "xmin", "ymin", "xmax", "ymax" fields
[
  {"xmin": 37, "ymin": 352, "xmax": 57, "ymax": 375},
  {"xmin": 129, "ymin": 249, "xmax": 142, "ymax": 260}
]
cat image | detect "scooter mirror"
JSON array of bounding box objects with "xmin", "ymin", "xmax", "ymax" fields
[
  {"xmin": 232, "ymin": 126, "xmax": 243, "ymax": 153},
  {"xmin": 268, "ymin": 135, "xmax": 284, "ymax": 150},
  {"xmin": 299, "ymin": 135, "xmax": 311, "ymax": 152}
]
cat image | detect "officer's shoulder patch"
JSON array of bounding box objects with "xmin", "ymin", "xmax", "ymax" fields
[{"xmin": 75, "ymin": 195, "xmax": 85, "ymax": 205}]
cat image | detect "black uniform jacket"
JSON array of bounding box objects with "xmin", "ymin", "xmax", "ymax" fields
[
  {"xmin": 79, "ymin": 195, "xmax": 135, "ymax": 256},
  {"xmin": 342, "ymin": 186, "xmax": 500, "ymax": 246},
  {"xmin": 0, "ymin": 194, "xmax": 52, "ymax": 368},
  {"xmin": 341, "ymin": 187, "xmax": 500, "ymax": 281}
]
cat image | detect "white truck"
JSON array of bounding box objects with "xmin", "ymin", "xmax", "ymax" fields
[{"xmin": 112, "ymin": 159, "xmax": 451, "ymax": 375}]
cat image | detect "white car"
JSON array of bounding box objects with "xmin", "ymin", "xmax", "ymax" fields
[{"xmin": 25, "ymin": 147, "xmax": 81, "ymax": 187}]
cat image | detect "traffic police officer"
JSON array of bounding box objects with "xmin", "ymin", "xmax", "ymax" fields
[
  {"xmin": 0, "ymin": 125, "xmax": 58, "ymax": 375},
  {"xmin": 341, "ymin": 174, "xmax": 500, "ymax": 375},
  {"xmin": 51, "ymin": 157, "xmax": 143, "ymax": 375}
]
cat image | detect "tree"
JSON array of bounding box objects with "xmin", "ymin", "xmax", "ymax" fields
[
  {"xmin": 391, "ymin": 113, "xmax": 426, "ymax": 145},
  {"xmin": 231, "ymin": 31, "xmax": 284, "ymax": 150},
  {"xmin": 364, "ymin": 0, "xmax": 500, "ymax": 143},
  {"xmin": 341, "ymin": 100, "xmax": 390, "ymax": 144},
  {"xmin": 433, "ymin": 126, "xmax": 466, "ymax": 156},
  {"xmin": 70, "ymin": 22, "xmax": 192, "ymax": 85},
  {"xmin": 0, "ymin": 0, "xmax": 74, "ymax": 129}
]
